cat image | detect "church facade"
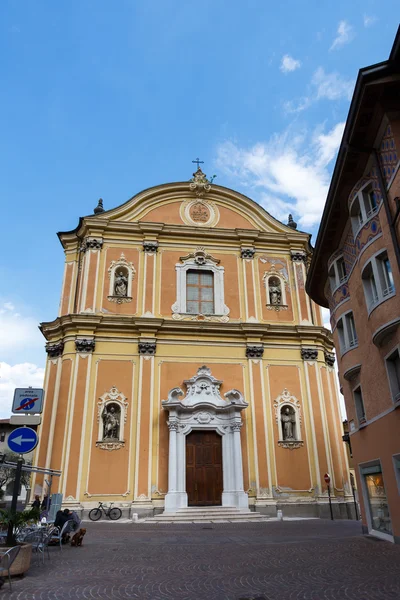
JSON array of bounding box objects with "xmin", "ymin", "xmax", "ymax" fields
[{"xmin": 34, "ymin": 167, "xmax": 353, "ymax": 518}]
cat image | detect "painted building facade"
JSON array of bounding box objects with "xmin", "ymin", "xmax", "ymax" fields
[
  {"xmin": 307, "ymin": 29, "xmax": 400, "ymax": 542},
  {"xmin": 35, "ymin": 167, "xmax": 352, "ymax": 518}
]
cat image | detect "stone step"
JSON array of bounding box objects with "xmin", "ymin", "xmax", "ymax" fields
[
  {"xmin": 177, "ymin": 506, "xmax": 243, "ymax": 512},
  {"xmin": 151, "ymin": 512, "xmax": 265, "ymax": 522}
]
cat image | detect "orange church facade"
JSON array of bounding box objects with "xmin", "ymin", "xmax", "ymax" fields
[{"xmin": 34, "ymin": 167, "xmax": 353, "ymax": 519}]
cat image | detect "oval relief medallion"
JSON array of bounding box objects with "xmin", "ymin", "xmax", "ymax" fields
[
  {"xmin": 180, "ymin": 198, "xmax": 220, "ymax": 227},
  {"xmin": 189, "ymin": 202, "xmax": 210, "ymax": 223}
]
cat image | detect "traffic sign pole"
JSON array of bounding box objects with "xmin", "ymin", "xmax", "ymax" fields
[
  {"xmin": 7, "ymin": 455, "xmax": 24, "ymax": 546},
  {"xmin": 324, "ymin": 473, "xmax": 334, "ymax": 521}
]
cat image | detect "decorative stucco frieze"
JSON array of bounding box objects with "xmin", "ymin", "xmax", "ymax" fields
[
  {"xmin": 301, "ymin": 348, "xmax": 318, "ymax": 361},
  {"xmin": 46, "ymin": 341, "xmax": 64, "ymax": 358},
  {"xmin": 246, "ymin": 345, "xmax": 264, "ymax": 359},
  {"xmin": 96, "ymin": 441, "xmax": 125, "ymax": 451},
  {"xmin": 143, "ymin": 241, "xmax": 159, "ymax": 253},
  {"xmin": 241, "ymin": 248, "xmax": 255, "ymax": 259},
  {"xmin": 138, "ymin": 341, "xmax": 157, "ymax": 355},
  {"xmin": 324, "ymin": 352, "xmax": 335, "ymax": 367},
  {"xmin": 75, "ymin": 338, "xmax": 95, "ymax": 353}
]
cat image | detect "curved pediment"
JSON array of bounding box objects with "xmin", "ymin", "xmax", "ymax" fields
[{"xmin": 72, "ymin": 170, "xmax": 297, "ymax": 236}]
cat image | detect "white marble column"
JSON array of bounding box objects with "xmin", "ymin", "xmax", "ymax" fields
[{"xmin": 164, "ymin": 422, "xmax": 188, "ymax": 512}]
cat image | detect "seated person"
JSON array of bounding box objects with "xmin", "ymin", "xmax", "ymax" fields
[{"xmin": 62, "ymin": 509, "xmax": 82, "ymax": 543}]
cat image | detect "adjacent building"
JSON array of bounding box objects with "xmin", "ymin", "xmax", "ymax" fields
[
  {"xmin": 34, "ymin": 165, "xmax": 352, "ymax": 519},
  {"xmin": 307, "ymin": 28, "xmax": 400, "ymax": 542}
]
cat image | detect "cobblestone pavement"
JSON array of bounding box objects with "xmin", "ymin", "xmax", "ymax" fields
[{"xmin": 2, "ymin": 520, "xmax": 400, "ymax": 600}]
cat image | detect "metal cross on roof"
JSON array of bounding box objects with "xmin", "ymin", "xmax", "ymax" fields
[{"xmin": 192, "ymin": 158, "xmax": 204, "ymax": 169}]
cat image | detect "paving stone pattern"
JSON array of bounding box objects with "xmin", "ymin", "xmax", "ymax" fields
[{"xmin": 3, "ymin": 520, "xmax": 400, "ymax": 600}]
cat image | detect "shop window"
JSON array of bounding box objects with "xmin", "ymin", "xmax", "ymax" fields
[
  {"xmin": 360, "ymin": 462, "xmax": 392, "ymax": 538},
  {"xmin": 385, "ymin": 347, "xmax": 400, "ymax": 402},
  {"xmin": 353, "ymin": 386, "xmax": 366, "ymax": 425}
]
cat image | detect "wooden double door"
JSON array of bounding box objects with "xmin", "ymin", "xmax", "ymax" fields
[{"xmin": 186, "ymin": 430, "xmax": 223, "ymax": 506}]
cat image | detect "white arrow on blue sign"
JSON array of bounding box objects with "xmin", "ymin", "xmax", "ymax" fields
[{"xmin": 7, "ymin": 427, "xmax": 38, "ymax": 454}]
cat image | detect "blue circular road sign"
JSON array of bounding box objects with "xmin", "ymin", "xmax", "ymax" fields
[{"xmin": 7, "ymin": 427, "xmax": 38, "ymax": 454}]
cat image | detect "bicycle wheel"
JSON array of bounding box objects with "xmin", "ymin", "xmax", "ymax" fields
[
  {"xmin": 108, "ymin": 507, "xmax": 122, "ymax": 521},
  {"xmin": 88, "ymin": 508, "xmax": 102, "ymax": 521}
]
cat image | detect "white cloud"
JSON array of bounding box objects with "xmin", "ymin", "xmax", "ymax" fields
[
  {"xmin": 312, "ymin": 67, "xmax": 354, "ymax": 101},
  {"xmin": 321, "ymin": 307, "xmax": 332, "ymax": 331},
  {"xmin": 280, "ymin": 54, "xmax": 301, "ymax": 73},
  {"xmin": 0, "ymin": 363, "xmax": 45, "ymax": 418},
  {"xmin": 284, "ymin": 68, "xmax": 354, "ymax": 114},
  {"xmin": 215, "ymin": 121, "xmax": 345, "ymax": 228},
  {"xmin": 330, "ymin": 20, "xmax": 355, "ymax": 51},
  {"xmin": 363, "ymin": 14, "xmax": 377, "ymax": 28},
  {"xmin": 0, "ymin": 302, "xmax": 45, "ymax": 364}
]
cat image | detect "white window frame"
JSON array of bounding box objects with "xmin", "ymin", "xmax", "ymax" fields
[
  {"xmin": 349, "ymin": 180, "xmax": 380, "ymax": 237},
  {"xmin": 328, "ymin": 255, "xmax": 348, "ymax": 293},
  {"xmin": 385, "ymin": 345, "xmax": 400, "ymax": 403},
  {"xmin": 336, "ymin": 310, "xmax": 358, "ymax": 355},
  {"xmin": 361, "ymin": 249, "xmax": 395, "ymax": 313},
  {"xmin": 172, "ymin": 252, "xmax": 228, "ymax": 317}
]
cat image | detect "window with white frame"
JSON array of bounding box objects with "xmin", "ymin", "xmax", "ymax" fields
[
  {"xmin": 172, "ymin": 248, "xmax": 229, "ymax": 318},
  {"xmin": 385, "ymin": 347, "xmax": 400, "ymax": 402},
  {"xmin": 350, "ymin": 181, "xmax": 380, "ymax": 236},
  {"xmin": 353, "ymin": 386, "xmax": 366, "ymax": 424},
  {"xmin": 328, "ymin": 256, "xmax": 347, "ymax": 292},
  {"xmin": 362, "ymin": 251, "xmax": 395, "ymax": 312},
  {"xmin": 336, "ymin": 311, "xmax": 358, "ymax": 354}
]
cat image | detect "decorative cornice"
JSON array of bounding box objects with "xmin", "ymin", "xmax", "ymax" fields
[
  {"xmin": 246, "ymin": 345, "xmax": 264, "ymax": 359},
  {"xmin": 40, "ymin": 315, "xmax": 335, "ymax": 347},
  {"xmin": 81, "ymin": 237, "xmax": 103, "ymax": 252},
  {"xmin": 143, "ymin": 240, "xmax": 159, "ymax": 253},
  {"xmin": 301, "ymin": 348, "xmax": 318, "ymax": 361},
  {"xmin": 324, "ymin": 352, "xmax": 335, "ymax": 367},
  {"xmin": 179, "ymin": 246, "xmax": 220, "ymax": 266},
  {"xmin": 138, "ymin": 341, "xmax": 157, "ymax": 355},
  {"xmin": 75, "ymin": 338, "xmax": 95, "ymax": 353},
  {"xmin": 241, "ymin": 248, "xmax": 255, "ymax": 259},
  {"xmin": 46, "ymin": 341, "xmax": 64, "ymax": 358}
]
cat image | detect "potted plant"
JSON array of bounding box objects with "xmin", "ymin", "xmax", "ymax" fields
[{"xmin": 0, "ymin": 507, "xmax": 40, "ymax": 576}]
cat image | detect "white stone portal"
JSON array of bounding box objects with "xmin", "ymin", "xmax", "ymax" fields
[{"xmin": 162, "ymin": 366, "xmax": 249, "ymax": 513}]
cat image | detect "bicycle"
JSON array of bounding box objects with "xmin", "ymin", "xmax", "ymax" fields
[{"xmin": 88, "ymin": 502, "xmax": 122, "ymax": 521}]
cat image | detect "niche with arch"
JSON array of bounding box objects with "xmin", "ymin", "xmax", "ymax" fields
[
  {"xmin": 263, "ymin": 269, "xmax": 288, "ymax": 311},
  {"xmin": 273, "ymin": 389, "xmax": 303, "ymax": 449},
  {"xmin": 107, "ymin": 253, "xmax": 136, "ymax": 304},
  {"xmin": 96, "ymin": 386, "xmax": 129, "ymax": 451}
]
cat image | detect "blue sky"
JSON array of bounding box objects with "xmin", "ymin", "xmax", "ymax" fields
[{"xmin": 0, "ymin": 1, "xmax": 398, "ymax": 414}]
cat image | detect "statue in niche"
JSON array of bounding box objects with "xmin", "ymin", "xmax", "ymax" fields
[
  {"xmin": 114, "ymin": 270, "xmax": 128, "ymax": 297},
  {"xmin": 269, "ymin": 277, "xmax": 282, "ymax": 305},
  {"xmin": 281, "ymin": 406, "xmax": 296, "ymax": 440},
  {"xmin": 102, "ymin": 404, "xmax": 121, "ymax": 440}
]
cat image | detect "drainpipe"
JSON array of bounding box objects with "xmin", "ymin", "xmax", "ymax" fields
[{"xmin": 373, "ymin": 150, "xmax": 400, "ymax": 272}]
